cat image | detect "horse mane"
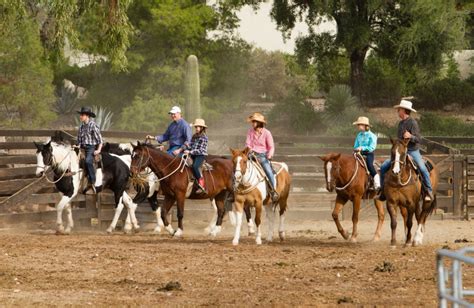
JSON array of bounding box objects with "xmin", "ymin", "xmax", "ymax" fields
[{"xmin": 50, "ymin": 142, "xmax": 78, "ymax": 172}]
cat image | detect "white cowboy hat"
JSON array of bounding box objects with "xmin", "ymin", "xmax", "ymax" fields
[
  {"xmin": 393, "ymin": 99, "xmax": 417, "ymax": 112},
  {"xmin": 247, "ymin": 112, "xmax": 267, "ymax": 124},
  {"xmin": 352, "ymin": 116, "xmax": 371, "ymax": 127},
  {"xmin": 168, "ymin": 106, "xmax": 182, "ymax": 114},
  {"xmin": 191, "ymin": 118, "xmax": 207, "ymax": 128}
]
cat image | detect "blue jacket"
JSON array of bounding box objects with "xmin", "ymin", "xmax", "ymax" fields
[
  {"xmin": 354, "ymin": 131, "xmax": 377, "ymax": 152},
  {"xmin": 156, "ymin": 118, "xmax": 192, "ymax": 149}
]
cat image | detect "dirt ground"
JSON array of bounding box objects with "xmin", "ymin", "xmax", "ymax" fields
[{"xmin": 0, "ymin": 219, "xmax": 472, "ymax": 306}]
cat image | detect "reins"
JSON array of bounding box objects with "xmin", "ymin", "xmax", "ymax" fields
[
  {"xmin": 333, "ymin": 153, "xmax": 360, "ymax": 191},
  {"xmin": 39, "ymin": 148, "xmax": 78, "ymax": 184}
]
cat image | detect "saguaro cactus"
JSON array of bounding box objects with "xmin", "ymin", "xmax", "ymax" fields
[{"xmin": 184, "ymin": 55, "xmax": 201, "ymax": 121}]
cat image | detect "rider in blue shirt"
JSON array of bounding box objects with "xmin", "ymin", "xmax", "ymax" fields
[
  {"xmin": 353, "ymin": 116, "xmax": 380, "ymax": 190},
  {"xmin": 147, "ymin": 106, "xmax": 192, "ymax": 156}
]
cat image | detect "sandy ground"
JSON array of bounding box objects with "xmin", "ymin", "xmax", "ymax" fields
[{"xmin": 0, "ymin": 218, "xmax": 472, "ymax": 306}]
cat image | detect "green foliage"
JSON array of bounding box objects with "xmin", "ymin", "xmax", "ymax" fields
[
  {"xmin": 414, "ymin": 77, "xmax": 474, "ymax": 109},
  {"xmin": 184, "ymin": 55, "xmax": 201, "ymax": 121},
  {"xmin": 118, "ymin": 95, "xmax": 176, "ymax": 132},
  {"xmin": 419, "ymin": 112, "xmax": 474, "ymax": 136},
  {"xmin": 74, "ymin": 106, "xmax": 114, "ymax": 131},
  {"xmin": 323, "ymin": 85, "xmax": 360, "ymax": 124},
  {"xmin": 0, "ymin": 3, "xmax": 56, "ymax": 127}
]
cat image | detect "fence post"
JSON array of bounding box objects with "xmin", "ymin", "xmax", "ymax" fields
[
  {"xmin": 452, "ymin": 155, "xmax": 464, "ymax": 218},
  {"xmin": 80, "ymin": 194, "xmax": 97, "ymax": 228}
]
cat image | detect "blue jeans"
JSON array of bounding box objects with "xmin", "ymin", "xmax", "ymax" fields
[
  {"xmin": 167, "ymin": 145, "xmax": 182, "ymax": 156},
  {"xmin": 380, "ymin": 149, "xmax": 432, "ymax": 192},
  {"xmin": 83, "ymin": 145, "xmax": 96, "ymax": 184},
  {"xmin": 361, "ymin": 151, "xmax": 377, "ymax": 177},
  {"xmin": 255, "ymin": 153, "xmax": 276, "ymax": 190},
  {"xmin": 191, "ymin": 155, "xmax": 205, "ymax": 179}
]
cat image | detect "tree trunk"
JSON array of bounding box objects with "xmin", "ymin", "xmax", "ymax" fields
[{"xmin": 349, "ymin": 47, "xmax": 368, "ymax": 103}]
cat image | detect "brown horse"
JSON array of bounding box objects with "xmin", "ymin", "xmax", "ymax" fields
[
  {"xmin": 384, "ymin": 139, "xmax": 439, "ymax": 246},
  {"xmin": 319, "ymin": 153, "xmax": 385, "ymax": 242},
  {"xmin": 230, "ymin": 147, "xmax": 291, "ymax": 245},
  {"xmin": 130, "ymin": 142, "xmax": 235, "ymax": 237}
]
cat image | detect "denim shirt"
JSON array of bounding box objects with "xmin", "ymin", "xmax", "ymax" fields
[
  {"xmin": 156, "ymin": 118, "xmax": 192, "ymax": 149},
  {"xmin": 354, "ymin": 131, "xmax": 377, "ymax": 153}
]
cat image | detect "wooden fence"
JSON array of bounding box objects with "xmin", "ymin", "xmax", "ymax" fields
[{"xmin": 0, "ymin": 129, "xmax": 472, "ymax": 230}]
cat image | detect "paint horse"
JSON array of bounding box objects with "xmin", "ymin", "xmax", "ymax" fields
[
  {"xmin": 35, "ymin": 140, "xmax": 139, "ymax": 234},
  {"xmin": 384, "ymin": 138, "xmax": 439, "ymax": 246},
  {"xmin": 230, "ymin": 147, "xmax": 291, "ymax": 245},
  {"xmin": 319, "ymin": 153, "xmax": 385, "ymax": 242},
  {"xmin": 130, "ymin": 142, "xmax": 236, "ymax": 237}
]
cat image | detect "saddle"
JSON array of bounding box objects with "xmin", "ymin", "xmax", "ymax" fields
[
  {"xmin": 407, "ymin": 155, "xmax": 434, "ymax": 173},
  {"xmin": 184, "ymin": 157, "xmax": 213, "ymax": 172}
]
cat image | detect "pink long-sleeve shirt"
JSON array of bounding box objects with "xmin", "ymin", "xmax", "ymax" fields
[{"xmin": 245, "ymin": 127, "xmax": 275, "ymax": 158}]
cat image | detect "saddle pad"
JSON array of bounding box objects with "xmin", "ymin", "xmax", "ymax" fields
[
  {"xmin": 185, "ymin": 158, "xmax": 213, "ymax": 171},
  {"xmin": 407, "ymin": 155, "xmax": 433, "ymax": 173}
]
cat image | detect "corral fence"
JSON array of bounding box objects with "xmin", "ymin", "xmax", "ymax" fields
[{"xmin": 0, "ymin": 129, "xmax": 472, "ymax": 229}]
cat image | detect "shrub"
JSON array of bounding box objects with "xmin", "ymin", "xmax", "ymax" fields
[
  {"xmin": 419, "ymin": 112, "xmax": 474, "ymax": 136},
  {"xmin": 414, "ymin": 77, "xmax": 474, "ymax": 109}
]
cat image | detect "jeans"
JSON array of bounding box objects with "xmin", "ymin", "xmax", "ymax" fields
[
  {"xmin": 167, "ymin": 145, "xmax": 182, "ymax": 156},
  {"xmin": 83, "ymin": 145, "xmax": 96, "ymax": 184},
  {"xmin": 191, "ymin": 155, "xmax": 205, "ymax": 179},
  {"xmin": 254, "ymin": 152, "xmax": 276, "ymax": 190},
  {"xmin": 361, "ymin": 151, "xmax": 377, "ymax": 177},
  {"xmin": 379, "ymin": 149, "xmax": 432, "ymax": 192}
]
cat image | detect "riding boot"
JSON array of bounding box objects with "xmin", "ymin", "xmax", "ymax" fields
[
  {"xmin": 424, "ymin": 190, "xmax": 434, "ymax": 202},
  {"xmin": 196, "ymin": 177, "xmax": 207, "ymax": 194},
  {"xmin": 270, "ymin": 189, "xmax": 279, "ymax": 202}
]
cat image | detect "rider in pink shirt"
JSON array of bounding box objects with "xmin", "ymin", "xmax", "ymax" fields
[{"xmin": 245, "ymin": 112, "xmax": 278, "ymax": 201}]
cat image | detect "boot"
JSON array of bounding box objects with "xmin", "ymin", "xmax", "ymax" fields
[
  {"xmin": 424, "ymin": 190, "xmax": 434, "ymax": 202},
  {"xmin": 196, "ymin": 177, "xmax": 207, "ymax": 194},
  {"xmin": 270, "ymin": 190, "xmax": 279, "ymax": 202},
  {"xmin": 373, "ymin": 174, "xmax": 381, "ymax": 191}
]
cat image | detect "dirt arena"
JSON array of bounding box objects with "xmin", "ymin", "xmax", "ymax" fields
[{"xmin": 0, "ymin": 219, "xmax": 472, "ymax": 306}]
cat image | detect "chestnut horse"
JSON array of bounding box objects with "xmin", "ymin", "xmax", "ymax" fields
[
  {"xmin": 130, "ymin": 142, "xmax": 235, "ymax": 237},
  {"xmin": 319, "ymin": 153, "xmax": 385, "ymax": 242},
  {"xmin": 384, "ymin": 139, "xmax": 439, "ymax": 246},
  {"xmin": 230, "ymin": 147, "xmax": 291, "ymax": 245}
]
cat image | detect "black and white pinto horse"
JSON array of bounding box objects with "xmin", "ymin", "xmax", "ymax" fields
[{"xmin": 34, "ymin": 140, "xmax": 139, "ymax": 234}]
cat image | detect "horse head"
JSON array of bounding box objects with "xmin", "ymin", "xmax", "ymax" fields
[
  {"xmin": 390, "ymin": 137, "xmax": 410, "ymax": 175},
  {"xmin": 130, "ymin": 141, "xmax": 150, "ymax": 176},
  {"xmin": 34, "ymin": 140, "xmax": 52, "ymax": 177},
  {"xmin": 230, "ymin": 147, "xmax": 251, "ymax": 189},
  {"xmin": 319, "ymin": 153, "xmax": 341, "ymax": 192}
]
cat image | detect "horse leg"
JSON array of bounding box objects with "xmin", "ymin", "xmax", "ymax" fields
[
  {"xmin": 162, "ymin": 196, "xmax": 175, "ymax": 235},
  {"xmin": 264, "ymin": 203, "xmax": 274, "ymax": 242},
  {"xmin": 63, "ymin": 203, "xmax": 74, "ymax": 234},
  {"xmin": 173, "ymin": 195, "xmax": 185, "ymax": 238},
  {"xmin": 56, "ymin": 196, "xmax": 72, "ymax": 235},
  {"xmin": 148, "ymin": 192, "xmax": 163, "ymax": 233},
  {"xmin": 404, "ymin": 208, "xmax": 414, "ymax": 246},
  {"xmin": 107, "ymin": 196, "xmax": 124, "ymax": 234},
  {"xmin": 372, "ymin": 199, "xmax": 385, "ymax": 242},
  {"xmin": 400, "ymin": 206, "xmax": 408, "ymax": 236},
  {"xmin": 205, "ymin": 199, "xmax": 218, "ymax": 235},
  {"xmin": 386, "ymin": 201, "xmax": 398, "ymax": 246},
  {"xmin": 255, "ymin": 202, "xmax": 263, "ymax": 245},
  {"xmin": 232, "ymin": 201, "xmax": 244, "ymax": 246},
  {"xmin": 332, "ymin": 195, "xmax": 349, "ymax": 240},
  {"xmin": 245, "ymin": 205, "xmax": 255, "ymax": 236},
  {"xmin": 210, "ymin": 197, "xmax": 226, "ymax": 237},
  {"xmin": 413, "ymin": 201, "xmax": 430, "ymax": 246},
  {"xmin": 350, "ymin": 197, "xmax": 361, "ymax": 242},
  {"xmin": 278, "ymin": 199, "xmax": 288, "ymax": 241},
  {"xmin": 122, "ymin": 192, "xmax": 139, "ymax": 233}
]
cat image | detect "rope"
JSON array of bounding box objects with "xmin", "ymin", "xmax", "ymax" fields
[{"xmin": 335, "ymin": 154, "xmax": 359, "ymax": 191}]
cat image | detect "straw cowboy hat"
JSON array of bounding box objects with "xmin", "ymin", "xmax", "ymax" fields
[
  {"xmin": 247, "ymin": 112, "xmax": 267, "ymax": 124},
  {"xmin": 76, "ymin": 106, "xmax": 96, "ymax": 118},
  {"xmin": 352, "ymin": 116, "xmax": 371, "ymax": 127},
  {"xmin": 393, "ymin": 99, "xmax": 417, "ymax": 112},
  {"xmin": 191, "ymin": 118, "xmax": 207, "ymax": 128}
]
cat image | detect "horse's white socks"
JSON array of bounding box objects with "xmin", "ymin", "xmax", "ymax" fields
[
  {"xmin": 248, "ymin": 218, "xmax": 256, "ymax": 235},
  {"xmin": 165, "ymin": 224, "xmax": 175, "ymax": 235},
  {"xmin": 232, "ymin": 211, "xmax": 243, "ymax": 245},
  {"xmin": 174, "ymin": 228, "xmax": 183, "ymax": 237},
  {"xmin": 413, "ymin": 224, "xmax": 424, "ymax": 246}
]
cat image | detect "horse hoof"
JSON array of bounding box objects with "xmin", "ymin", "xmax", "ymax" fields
[
  {"xmin": 173, "ymin": 228, "xmax": 183, "ymax": 238},
  {"xmin": 165, "ymin": 225, "xmax": 175, "ymax": 236},
  {"xmin": 133, "ymin": 226, "xmax": 140, "ymax": 233},
  {"xmin": 232, "ymin": 240, "xmax": 239, "ymax": 246},
  {"xmin": 64, "ymin": 229, "xmax": 71, "ymax": 235},
  {"xmin": 342, "ymin": 232, "xmax": 350, "ymax": 240},
  {"xmin": 350, "ymin": 237, "xmax": 358, "ymax": 243},
  {"xmin": 413, "ymin": 240, "xmax": 422, "ymax": 247},
  {"xmin": 106, "ymin": 228, "xmax": 113, "ymax": 234},
  {"xmin": 204, "ymin": 226, "xmax": 212, "ymax": 234},
  {"xmin": 372, "ymin": 236, "xmax": 381, "ymax": 242},
  {"xmin": 256, "ymin": 238, "xmax": 262, "ymax": 245},
  {"xmin": 153, "ymin": 227, "xmax": 162, "ymax": 234},
  {"xmin": 55, "ymin": 230, "xmax": 64, "ymax": 235}
]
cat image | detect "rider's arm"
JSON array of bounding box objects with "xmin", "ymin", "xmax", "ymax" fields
[
  {"xmin": 266, "ymin": 130, "xmax": 275, "ymax": 159},
  {"xmin": 190, "ymin": 135, "xmax": 208, "ymax": 155},
  {"xmin": 182, "ymin": 122, "xmax": 192, "ymax": 149},
  {"xmin": 408, "ymin": 119, "xmax": 421, "ymax": 144},
  {"xmin": 156, "ymin": 124, "xmax": 171, "ymax": 143}
]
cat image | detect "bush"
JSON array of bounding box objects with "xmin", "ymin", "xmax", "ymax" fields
[
  {"xmin": 414, "ymin": 77, "xmax": 474, "ymax": 109},
  {"xmin": 419, "ymin": 112, "xmax": 474, "ymax": 136},
  {"xmin": 322, "ymin": 84, "xmax": 361, "ymax": 135}
]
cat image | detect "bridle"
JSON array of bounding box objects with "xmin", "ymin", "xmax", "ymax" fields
[
  {"xmin": 37, "ymin": 146, "xmax": 76, "ymax": 184},
  {"xmin": 390, "ymin": 142, "xmax": 413, "ymax": 187},
  {"xmin": 233, "ymin": 153, "xmax": 264, "ymax": 194},
  {"xmin": 326, "ymin": 154, "xmax": 360, "ymax": 192}
]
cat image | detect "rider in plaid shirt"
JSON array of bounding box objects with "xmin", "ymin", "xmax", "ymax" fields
[{"xmin": 184, "ymin": 119, "xmax": 208, "ymax": 193}]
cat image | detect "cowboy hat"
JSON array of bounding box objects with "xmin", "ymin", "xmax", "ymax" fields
[
  {"xmin": 191, "ymin": 118, "xmax": 207, "ymax": 128},
  {"xmin": 247, "ymin": 112, "xmax": 267, "ymax": 124},
  {"xmin": 168, "ymin": 106, "xmax": 182, "ymax": 114},
  {"xmin": 76, "ymin": 106, "xmax": 96, "ymax": 118},
  {"xmin": 393, "ymin": 99, "xmax": 417, "ymax": 112},
  {"xmin": 352, "ymin": 116, "xmax": 371, "ymax": 127}
]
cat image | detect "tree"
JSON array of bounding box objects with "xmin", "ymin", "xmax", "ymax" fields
[
  {"xmin": 0, "ymin": 3, "xmax": 56, "ymax": 127},
  {"xmin": 219, "ymin": 0, "xmax": 466, "ymax": 101}
]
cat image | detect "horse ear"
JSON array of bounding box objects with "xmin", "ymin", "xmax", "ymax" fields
[
  {"xmin": 230, "ymin": 147, "xmax": 237, "ymax": 156},
  {"xmin": 333, "ymin": 153, "xmax": 341, "ymax": 161},
  {"xmin": 243, "ymin": 147, "xmax": 250, "ymax": 155},
  {"xmin": 131, "ymin": 142, "xmax": 138, "ymax": 150},
  {"xmin": 402, "ymin": 138, "xmax": 410, "ymax": 146},
  {"xmin": 33, "ymin": 141, "xmax": 43, "ymax": 150},
  {"xmin": 389, "ymin": 136, "xmax": 395, "ymax": 145},
  {"xmin": 45, "ymin": 140, "xmax": 51, "ymax": 147},
  {"xmin": 318, "ymin": 155, "xmax": 328, "ymax": 162}
]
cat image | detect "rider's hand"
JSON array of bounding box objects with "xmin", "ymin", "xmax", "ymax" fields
[
  {"xmin": 93, "ymin": 150, "xmax": 101, "ymax": 155},
  {"xmin": 355, "ymin": 147, "xmax": 362, "ymax": 152},
  {"xmin": 267, "ymin": 155, "xmax": 272, "ymax": 160},
  {"xmin": 184, "ymin": 150, "xmax": 190, "ymax": 155},
  {"xmin": 403, "ymin": 130, "xmax": 412, "ymax": 139},
  {"xmin": 146, "ymin": 135, "xmax": 154, "ymax": 140},
  {"xmin": 172, "ymin": 149, "xmax": 181, "ymax": 156}
]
